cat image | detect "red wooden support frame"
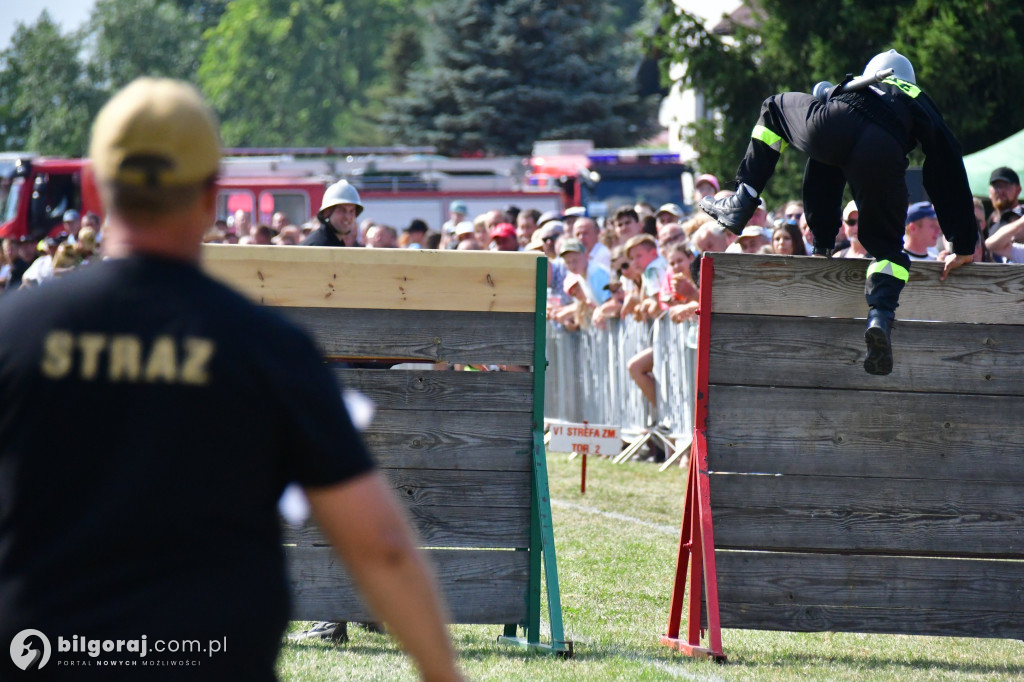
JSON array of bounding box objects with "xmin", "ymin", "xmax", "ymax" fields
[{"xmin": 660, "ymin": 254, "xmax": 726, "ymax": 661}]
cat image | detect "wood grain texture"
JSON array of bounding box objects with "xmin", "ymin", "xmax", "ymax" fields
[
  {"xmin": 708, "ymin": 314, "xmax": 1024, "ymax": 395},
  {"xmin": 719, "ymin": 602, "xmax": 1024, "ymax": 639},
  {"xmin": 285, "ymin": 307, "xmax": 535, "ymax": 364},
  {"xmin": 706, "ymin": 252, "xmax": 1024, "ymax": 324},
  {"xmin": 287, "ymin": 547, "xmax": 530, "ymax": 624},
  {"xmin": 705, "ymin": 385, "xmax": 1024, "ymax": 482},
  {"xmin": 338, "ymin": 369, "xmax": 534, "ymax": 412},
  {"xmin": 202, "ymin": 244, "xmax": 543, "ymax": 313},
  {"xmin": 715, "ymin": 551, "xmax": 1024, "ymax": 637},
  {"xmin": 709, "ymin": 474, "xmax": 1023, "ymax": 557},
  {"xmin": 376, "ymin": 468, "xmax": 530, "ymax": 509},
  {"xmin": 282, "ymin": 499, "xmax": 530, "ymax": 549},
  {"xmin": 362, "ymin": 409, "xmax": 533, "ymax": 471}
]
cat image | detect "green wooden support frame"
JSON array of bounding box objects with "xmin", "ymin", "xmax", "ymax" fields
[{"xmin": 498, "ymin": 257, "xmax": 573, "ymax": 658}]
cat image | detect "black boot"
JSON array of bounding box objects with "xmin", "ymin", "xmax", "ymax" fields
[
  {"xmin": 863, "ymin": 309, "xmax": 895, "ymax": 376},
  {"xmin": 698, "ymin": 189, "xmax": 760, "ymax": 235}
]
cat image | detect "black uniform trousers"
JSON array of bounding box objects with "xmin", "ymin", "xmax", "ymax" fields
[{"xmin": 736, "ymin": 92, "xmax": 911, "ymax": 313}]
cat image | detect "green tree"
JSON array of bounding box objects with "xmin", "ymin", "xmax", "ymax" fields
[
  {"xmin": 169, "ymin": 0, "xmax": 231, "ymax": 32},
  {"xmin": 198, "ymin": 0, "xmax": 409, "ymax": 147},
  {"xmin": 0, "ymin": 11, "xmax": 94, "ymax": 155},
  {"xmin": 893, "ymin": 0, "xmax": 1024, "ymax": 154},
  {"xmin": 652, "ymin": 0, "xmax": 1024, "ymax": 205},
  {"xmin": 388, "ymin": 0, "xmax": 658, "ymax": 156},
  {"xmin": 85, "ymin": 0, "xmax": 205, "ymax": 90}
]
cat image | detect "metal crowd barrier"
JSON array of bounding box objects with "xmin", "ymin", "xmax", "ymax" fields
[{"xmin": 544, "ymin": 316, "xmax": 698, "ymax": 444}]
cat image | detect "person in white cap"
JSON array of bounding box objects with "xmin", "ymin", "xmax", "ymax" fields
[
  {"xmin": 835, "ymin": 200, "xmax": 868, "ymax": 258},
  {"xmin": 655, "ymin": 203, "xmax": 684, "ymax": 227},
  {"xmin": 0, "ymin": 78, "xmax": 462, "ymax": 682}
]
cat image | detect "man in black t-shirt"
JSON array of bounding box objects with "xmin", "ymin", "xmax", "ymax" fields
[{"xmin": 0, "ymin": 78, "xmax": 461, "ymax": 681}]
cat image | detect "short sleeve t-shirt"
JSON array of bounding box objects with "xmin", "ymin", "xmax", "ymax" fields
[
  {"xmin": 586, "ymin": 263, "xmax": 611, "ymax": 304},
  {"xmin": 641, "ymin": 255, "xmax": 669, "ymax": 297},
  {"xmin": 0, "ymin": 255, "xmax": 375, "ymax": 679},
  {"xmin": 1008, "ymin": 242, "xmax": 1024, "ymax": 264}
]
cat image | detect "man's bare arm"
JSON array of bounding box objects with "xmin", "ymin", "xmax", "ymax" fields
[
  {"xmin": 305, "ymin": 473, "xmax": 463, "ymax": 682},
  {"xmin": 983, "ymin": 215, "xmax": 1024, "ymax": 257}
]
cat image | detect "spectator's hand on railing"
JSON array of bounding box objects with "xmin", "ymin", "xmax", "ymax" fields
[
  {"xmin": 671, "ymin": 272, "xmax": 699, "ymax": 302},
  {"xmin": 669, "ymin": 301, "xmax": 699, "ymax": 323},
  {"xmin": 640, "ymin": 298, "xmax": 660, "ymax": 320},
  {"xmin": 620, "ymin": 290, "xmax": 640, "ymax": 320}
]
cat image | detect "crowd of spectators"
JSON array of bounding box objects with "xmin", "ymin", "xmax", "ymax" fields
[
  {"xmin": 3, "ymin": 166, "xmax": 1022, "ymax": 460},
  {"xmin": 4, "ymin": 168, "xmax": 1021, "ymax": 319}
]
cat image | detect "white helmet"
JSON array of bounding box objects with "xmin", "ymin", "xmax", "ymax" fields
[
  {"xmin": 863, "ymin": 49, "xmax": 915, "ymax": 85},
  {"xmin": 317, "ymin": 179, "xmax": 363, "ymax": 221}
]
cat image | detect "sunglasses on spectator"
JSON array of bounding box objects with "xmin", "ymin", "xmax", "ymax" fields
[{"xmin": 844, "ymin": 218, "xmax": 858, "ymax": 225}]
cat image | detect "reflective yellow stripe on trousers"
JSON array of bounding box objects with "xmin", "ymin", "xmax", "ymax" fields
[
  {"xmin": 867, "ymin": 260, "xmax": 910, "ymax": 282},
  {"xmin": 751, "ymin": 125, "xmax": 788, "ymax": 153}
]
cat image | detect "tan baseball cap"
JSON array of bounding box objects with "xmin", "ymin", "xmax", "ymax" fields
[{"xmin": 89, "ymin": 78, "xmax": 221, "ymax": 188}]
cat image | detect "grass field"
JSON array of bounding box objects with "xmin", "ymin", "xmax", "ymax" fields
[{"xmin": 277, "ymin": 454, "xmax": 1023, "ymax": 681}]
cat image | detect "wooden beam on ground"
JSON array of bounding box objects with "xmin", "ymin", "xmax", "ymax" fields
[{"xmin": 202, "ymin": 244, "xmax": 543, "ymax": 313}]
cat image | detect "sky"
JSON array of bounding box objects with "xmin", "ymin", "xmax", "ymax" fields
[{"xmin": 0, "ymin": 0, "xmax": 96, "ymax": 51}]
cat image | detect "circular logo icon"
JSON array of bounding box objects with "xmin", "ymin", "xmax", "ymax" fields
[{"xmin": 10, "ymin": 629, "xmax": 51, "ymax": 671}]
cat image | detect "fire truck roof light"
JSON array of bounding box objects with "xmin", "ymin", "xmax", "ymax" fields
[{"xmin": 587, "ymin": 150, "xmax": 682, "ymax": 165}]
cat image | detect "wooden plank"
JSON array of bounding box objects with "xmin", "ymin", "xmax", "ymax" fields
[
  {"xmin": 287, "ymin": 547, "xmax": 529, "ymax": 624},
  {"xmin": 363, "ymin": 409, "xmax": 532, "ymax": 472},
  {"xmin": 376, "ymin": 468, "xmax": 530, "ymax": 510},
  {"xmin": 709, "ymin": 314, "xmax": 1024, "ymax": 396},
  {"xmin": 202, "ymin": 244, "xmax": 543, "ymax": 313},
  {"xmin": 709, "ymin": 474, "xmax": 1024, "ymax": 557},
  {"xmin": 720, "ymin": 602, "xmax": 1024, "ymax": 639},
  {"xmin": 706, "ymin": 252, "xmax": 1024, "ymax": 324},
  {"xmin": 338, "ymin": 369, "xmax": 534, "ymax": 412},
  {"xmin": 283, "ymin": 468, "xmax": 531, "ymax": 549},
  {"xmin": 285, "ymin": 307, "xmax": 535, "ymax": 365},
  {"xmin": 715, "ymin": 551, "xmax": 1024, "ymax": 638},
  {"xmin": 706, "ymin": 385, "xmax": 1024, "ymax": 482},
  {"xmin": 282, "ymin": 499, "xmax": 530, "ymax": 549}
]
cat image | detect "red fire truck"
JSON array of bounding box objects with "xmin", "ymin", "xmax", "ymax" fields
[
  {"xmin": 0, "ymin": 149, "xmax": 562, "ymax": 241},
  {"xmin": 527, "ymin": 140, "xmax": 695, "ymax": 219}
]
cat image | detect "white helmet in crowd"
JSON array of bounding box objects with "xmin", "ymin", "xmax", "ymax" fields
[
  {"xmin": 863, "ymin": 49, "xmax": 915, "ymax": 85},
  {"xmin": 317, "ymin": 179, "xmax": 363, "ymax": 221}
]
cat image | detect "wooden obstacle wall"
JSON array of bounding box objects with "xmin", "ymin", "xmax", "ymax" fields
[
  {"xmin": 665, "ymin": 253, "xmax": 1024, "ymax": 655},
  {"xmin": 202, "ymin": 245, "xmax": 566, "ymax": 650}
]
